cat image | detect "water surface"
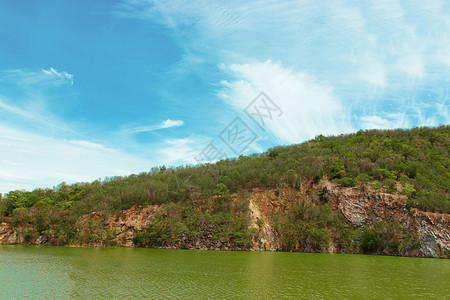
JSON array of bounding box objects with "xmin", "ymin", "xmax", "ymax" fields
[{"xmin": 0, "ymin": 246, "xmax": 448, "ymax": 299}]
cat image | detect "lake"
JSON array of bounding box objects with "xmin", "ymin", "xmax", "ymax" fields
[{"xmin": 0, "ymin": 245, "xmax": 448, "ymax": 299}]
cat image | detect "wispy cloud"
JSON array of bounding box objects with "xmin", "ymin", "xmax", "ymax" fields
[
  {"xmin": 114, "ymin": 0, "xmax": 450, "ymax": 134},
  {"xmin": 155, "ymin": 135, "xmax": 208, "ymax": 166},
  {"xmin": 161, "ymin": 119, "xmax": 184, "ymax": 128},
  {"xmin": 42, "ymin": 67, "xmax": 74, "ymax": 85},
  {"xmin": 360, "ymin": 114, "xmax": 407, "ymax": 130},
  {"xmin": 0, "ymin": 69, "xmax": 191, "ymax": 193},
  {"xmin": 0, "ymin": 124, "xmax": 153, "ymax": 193},
  {"xmin": 125, "ymin": 118, "xmax": 184, "ymax": 134},
  {"xmin": 219, "ymin": 60, "xmax": 354, "ymax": 143},
  {"xmin": 0, "ymin": 69, "xmax": 76, "ymax": 135}
]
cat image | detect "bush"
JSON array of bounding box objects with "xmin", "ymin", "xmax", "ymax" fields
[
  {"xmin": 360, "ymin": 230, "xmax": 381, "ymax": 253},
  {"xmin": 329, "ymin": 162, "xmax": 346, "ymax": 179},
  {"xmin": 333, "ymin": 177, "xmax": 354, "ymax": 187},
  {"xmin": 256, "ymin": 218, "xmax": 265, "ymax": 227},
  {"xmin": 401, "ymin": 185, "xmax": 416, "ymax": 197},
  {"xmin": 355, "ymin": 173, "xmax": 371, "ymax": 184},
  {"xmin": 214, "ymin": 183, "xmax": 229, "ymax": 196},
  {"xmin": 268, "ymin": 149, "xmax": 279, "ymax": 159}
]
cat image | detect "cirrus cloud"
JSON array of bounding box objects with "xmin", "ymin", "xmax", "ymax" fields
[
  {"xmin": 219, "ymin": 60, "xmax": 354, "ymax": 144},
  {"xmin": 42, "ymin": 67, "xmax": 74, "ymax": 86}
]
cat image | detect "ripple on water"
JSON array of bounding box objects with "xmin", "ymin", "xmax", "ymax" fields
[{"xmin": 0, "ymin": 246, "xmax": 449, "ymax": 299}]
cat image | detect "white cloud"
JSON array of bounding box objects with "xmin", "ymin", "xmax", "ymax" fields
[
  {"xmin": 113, "ymin": 1, "xmax": 450, "ymax": 107},
  {"xmin": 220, "ymin": 60, "xmax": 354, "ymax": 143},
  {"xmin": 0, "ymin": 121, "xmax": 209, "ymax": 193},
  {"xmin": 0, "ymin": 69, "xmax": 76, "ymax": 136},
  {"xmin": 0, "ymin": 69, "xmax": 193, "ymax": 193},
  {"xmin": 127, "ymin": 118, "xmax": 184, "ymax": 133},
  {"xmin": 156, "ymin": 136, "xmax": 207, "ymax": 166},
  {"xmin": 161, "ymin": 118, "xmax": 184, "ymax": 128},
  {"xmin": 42, "ymin": 67, "xmax": 74, "ymax": 85},
  {"xmin": 396, "ymin": 52, "xmax": 424, "ymax": 80},
  {"xmin": 360, "ymin": 114, "xmax": 408, "ymax": 130},
  {"xmin": 434, "ymin": 35, "xmax": 450, "ymax": 67},
  {"xmin": 0, "ymin": 94, "xmax": 72, "ymax": 134},
  {"xmin": 357, "ymin": 57, "xmax": 387, "ymax": 89},
  {"xmin": 68, "ymin": 140, "xmax": 108, "ymax": 150},
  {"xmin": 0, "ymin": 125, "xmax": 153, "ymax": 193}
]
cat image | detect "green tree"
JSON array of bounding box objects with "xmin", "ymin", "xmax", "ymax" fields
[{"xmin": 214, "ymin": 183, "xmax": 229, "ymax": 196}]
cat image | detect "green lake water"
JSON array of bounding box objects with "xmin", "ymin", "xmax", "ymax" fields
[{"xmin": 0, "ymin": 246, "xmax": 448, "ymax": 299}]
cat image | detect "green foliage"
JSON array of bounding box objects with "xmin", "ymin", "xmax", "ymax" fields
[
  {"xmin": 355, "ymin": 173, "xmax": 371, "ymax": 184},
  {"xmin": 214, "ymin": 183, "xmax": 229, "ymax": 196},
  {"xmin": 10, "ymin": 208, "xmax": 31, "ymax": 226},
  {"xmin": 23, "ymin": 230, "xmax": 33, "ymax": 244},
  {"xmin": 382, "ymin": 179, "xmax": 397, "ymax": 192},
  {"xmin": 318, "ymin": 187, "xmax": 328, "ymax": 202},
  {"xmin": 360, "ymin": 229, "xmax": 382, "ymax": 253},
  {"xmin": 271, "ymin": 200, "xmax": 339, "ymax": 252},
  {"xmin": 133, "ymin": 198, "xmax": 254, "ymax": 249},
  {"xmin": 378, "ymin": 169, "xmax": 398, "ymax": 180},
  {"xmin": 256, "ymin": 218, "xmax": 265, "ymax": 227},
  {"xmin": 359, "ymin": 220, "xmax": 421, "ymax": 255},
  {"xmin": 332, "ymin": 177, "xmax": 354, "ymax": 187},
  {"xmin": 329, "ymin": 162, "xmax": 346, "ymax": 179},
  {"xmin": 268, "ymin": 149, "xmax": 279, "ymax": 159},
  {"xmin": 401, "ymin": 185, "xmax": 417, "ymax": 197}
]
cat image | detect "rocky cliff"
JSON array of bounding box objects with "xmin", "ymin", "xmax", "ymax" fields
[
  {"xmin": 1, "ymin": 181, "xmax": 449, "ymax": 258},
  {"xmin": 323, "ymin": 182, "xmax": 449, "ymax": 258}
]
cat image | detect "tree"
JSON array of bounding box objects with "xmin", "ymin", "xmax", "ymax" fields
[
  {"xmin": 268, "ymin": 149, "xmax": 279, "ymax": 159},
  {"xmin": 214, "ymin": 183, "xmax": 229, "ymax": 196}
]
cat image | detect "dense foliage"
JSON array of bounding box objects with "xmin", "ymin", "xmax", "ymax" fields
[
  {"xmin": 133, "ymin": 196, "xmax": 256, "ymax": 249},
  {"xmin": 267, "ymin": 189, "xmax": 422, "ymax": 255},
  {"xmin": 0, "ymin": 126, "xmax": 448, "ymax": 251}
]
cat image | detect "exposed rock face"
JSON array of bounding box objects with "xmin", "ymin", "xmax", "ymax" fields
[
  {"xmin": 248, "ymin": 199, "xmax": 279, "ymax": 251},
  {"xmin": 0, "ymin": 222, "xmax": 20, "ymax": 244},
  {"xmin": 321, "ymin": 181, "xmax": 450, "ymax": 258},
  {"xmin": 106, "ymin": 205, "xmax": 160, "ymax": 247},
  {"xmin": 1, "ymin": 183, "xmax": 449, "ymax": 258},
  {"xmin": 233, "ymin": 183, "xmax": 449, "ymax": 258},
  {"xmin": 414, "ymin": 211, "xmax": 450, "ymax": 258},
  {"xmin": 36, "ymin": 235, "xmax": 47, "ymax": 245}
]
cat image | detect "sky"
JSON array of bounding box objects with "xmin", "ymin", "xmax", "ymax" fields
[{"xmin": 0, "ymin": 0, "xmax": 449, "ymax": 193}]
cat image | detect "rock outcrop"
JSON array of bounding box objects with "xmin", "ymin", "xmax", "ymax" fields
[
  {"xmin": 248, "ymin": 198, "xmax": 279, "ymax": 251},
  {"xmin": 322, "ymin": 182, "xmax": 449, "ymax": 258},
  {"xmin": 106, "ymin": 205, "xmax": 160, "ymax": 247},
  {"xmin": 0, "ymin": 222, "xmax": 20, "ymax": 244}
]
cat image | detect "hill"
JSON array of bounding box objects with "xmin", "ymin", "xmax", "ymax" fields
[{"xmin": 0, "ymin": 126, "xmax": 449, "ymax": 257}]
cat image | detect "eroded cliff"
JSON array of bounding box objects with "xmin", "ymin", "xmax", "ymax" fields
[{"xmin": 1, "ymin": 181, "xmax": 448, "ymax": 258}]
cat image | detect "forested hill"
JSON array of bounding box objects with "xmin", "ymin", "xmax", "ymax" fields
[
  {"xmin": 1, "ymin": 125, "xmax": 448, "ymax": 215},
  {"xmin": 0, "ymin": 126, "xmax": 449, "ymax": 256}
]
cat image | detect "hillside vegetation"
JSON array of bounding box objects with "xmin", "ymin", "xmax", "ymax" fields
[{"xmin": 0, "ymin": 126, "xmax": 448, "ymax": 253}]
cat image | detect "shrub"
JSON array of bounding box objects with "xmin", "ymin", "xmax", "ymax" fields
[
  {"xmin": 23, "ymin": 230, "xmax": 33, "ymax": 244},
  {"xmin": 401, "ymin": 185, "xmax": 416, "ymax": 197},
  {"xmin": 360, "ymin": 230, "xmax": 381, "ymax": 253},
  {"xmin": 329, "ymin": 162, "xmax": 346, "ymax": 179},
  {"xmin": 268, "ymin": 149, "xmax": 279, "ymax": 159},
  {"xmin": 214, "ymin": 183, "xmax": 229, "ymax": 196},
  {"xmin": 256, "ymin": 218, "xmax": 265, "ymax": 227},
  {"xmin": 355, "ymin": 173, "xmax": 371, "ymax": 184},
  {"xmin": 333, "ymin": 177, "xmax": 354, "ymax": 187}
]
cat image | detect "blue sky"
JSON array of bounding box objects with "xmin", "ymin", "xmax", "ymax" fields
[{"xmin": 0, "ymin": 0, "xmax": 449, "ymax": 193}]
